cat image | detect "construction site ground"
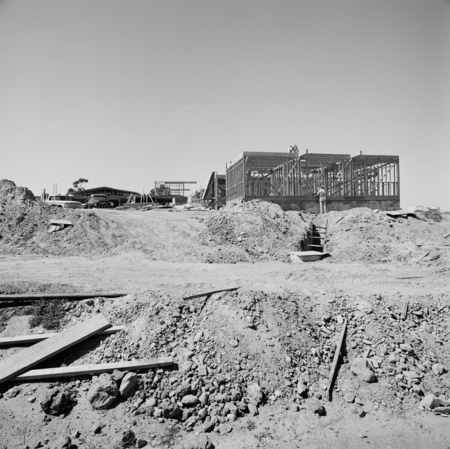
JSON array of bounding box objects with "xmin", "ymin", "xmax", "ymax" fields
[{"xmin": 1, "ymin": 182, "xmax": 450, "ymax": 449}]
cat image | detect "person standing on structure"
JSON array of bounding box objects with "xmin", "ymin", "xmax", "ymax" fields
[{"xmin": 316, "ymin": 185, "xmax": 327, "ymax": 214}]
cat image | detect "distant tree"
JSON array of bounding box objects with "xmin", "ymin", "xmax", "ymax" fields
[
  {"xmin": 67, "ymin": 188, "xmax": 75, "ymax": 194},
  {"xmin": 72, "ymin": 178, "xmax": 89, "ymax": 192}
]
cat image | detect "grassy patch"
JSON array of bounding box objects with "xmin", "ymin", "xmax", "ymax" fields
[{"xmin": 29, "ymin": 299, "xmax": 68, "ymax": 331}]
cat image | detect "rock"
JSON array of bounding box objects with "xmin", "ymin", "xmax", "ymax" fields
[
  {"xmin": 432, "ymin": 363, "xmax": 445, "ymax": 375},
  {"xmin": 290, "ymin": 403, "xmax": 300, "ymax": 412},
  {"xmin": 111, "ymin": 369, "xmax": 125, "ymax": 382},
  {"xmin": 420, "ymin": 394, "xmax": 443, "ymax": 410},
  {"xmin": 119, "ymin": 372, "xmax": 139, "ymax": 398},
  {"xmin": 224, "ymin": 402, "xmax": 238, "ymax": 416},
  {"xmin": 120, "ymin": 430, "xmax": 136, "ymax": 448},
  {"xmin": 160, "ymin": 399, "xmax": 182, "ymax": 420},
  {"xmin": 145, "ymin": 397, "xmax": 157, "ymax": 407},
  {"xmin": 52, "ymin": 436, "xmax": 72, "ymax": 449},
  {"xmin": 399, "ymin": 343, "xmax": 414, "ymax": 353},
  {"xmin": 314, "ymin": 405, "xmax": 326, "ymax": 416},
  {"xmin": 297, "ymin": 381, "xmax": 308, "ymax": 398},
  {"xmin": 199, "ymin": 392, "xmax": 210, "ymax": 405},
  {"xmin": 7, "ymin": 386, "xmax": 21, "ymax": 398},
  {"xmin": 91, "ymin": 422, "xmax": 104, "ymax": 434},
  {"xmin": 198, "ymin": 365, "xmax": 208, "ymax": 376},
  {"xmin": 88, "ymin": 373, "xmax": 118, "ymax": 410},
  {"xmin": 182, "ymin": 394, "xmax": 200, "ymax": 406},
  {"xmin": 182, "ymin": 361, "xmax": 194, "ymax": 372},
  {"xmin": 350, "ymin": 358, "xmax": 377, "ymax": 383},
  {"xmin": 136, "ymin": 439, "xmax": 147, "ymax": 448},
  {"xmin": 176, "ymin": 383, "xmax": 192, "ymax": 397},
  {"xmin": 356, "ymin": 300, "xmax": 373, "ymax": 314},
  {"xmin": 344, "ymin": 393, "xmax": 355, "ymax": 403},
  {"xmin": 203, "ymin": 419, "xmax": 215, "ymax": 433},
  {"xmin": 40, "ymin": 388, "xmax": 71, "ymax": 416},
  {"xmin": 247, "ymin": 383, "xmax": 263, "ymax": 405},
  {"xmin": 248, "ymin": 403, "xmax": 259, "ymax": 416},
  {"xmin": 229, "ymin": 340, "xmax": 239, "ymax": 347}
]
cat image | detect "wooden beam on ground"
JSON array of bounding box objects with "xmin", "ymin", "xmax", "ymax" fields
[
  {"xmin": 0, "ymin": 292, "xmax": 128, "ymax": 303},
  {"xmin": 50, "ymin": 219, "xmax": 73, "ymax": 226},
  {"xmin": 401, "ymin": 302, "xmax": 408, "ymax": 321},
  {"xmin": 13, "ymin": 358, "xmax": 173, "ymax": 381},
  {"xmin": 0, "ymin": 326, "xmax": 126, "ymax": 347},
  {"xmin": 0, "ymin": 314, "xmax": 111, "ymax": 385},
  {"xmin": 327, "ymin": 319, "xmax": 347, "ymax": 401},
  {"xmin": 183, "ymin": 287, "xmax": 240, "ymax": 300}
]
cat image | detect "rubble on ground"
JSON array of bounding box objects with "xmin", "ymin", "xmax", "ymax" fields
[{"xmin": 10, "ymin": 286, "xmax": 443, "ymax": 434}]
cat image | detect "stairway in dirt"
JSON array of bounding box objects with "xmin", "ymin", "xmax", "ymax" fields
[{"xmin": 306, "ymin": 220, "xmax": 328, "ymax": 252}]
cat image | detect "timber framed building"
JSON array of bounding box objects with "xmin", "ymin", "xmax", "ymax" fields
[{"xmin": 226, "ymin": 150, "xmax": 400, "ymax": 212}]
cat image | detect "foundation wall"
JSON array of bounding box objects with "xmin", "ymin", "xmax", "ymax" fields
[{"xmin": 233, "ymin": 196, "xmax": 400, "ymax": 213}]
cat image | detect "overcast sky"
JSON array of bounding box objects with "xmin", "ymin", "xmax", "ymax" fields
[{"xmin": 1, "ymin": 0, "xmax": 449, "ymax": 209}]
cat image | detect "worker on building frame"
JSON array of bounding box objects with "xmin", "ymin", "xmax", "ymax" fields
[
  {"xmin": 289, "ymin": 144, "xmax": 299, "ymax": 155},
  {"xmin": 316, "ymin": 185, "xmax": 327, "ymax": 214}
]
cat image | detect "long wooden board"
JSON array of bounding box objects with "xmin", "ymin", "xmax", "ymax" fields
[
  {"xmin": 0, "ymin": 326, "xmax": 125, "ymax": 346},
  {"xmin": 327, "ymin": 319, "xmax": 347, "ymax": 401},
  {"xmin": 183, "ymin": 287, "xmax": 240, "ymax": 300},
  {"xmin": 0, "ymin": 314, "xmax": 111, "ymax": 385},
  {"xmin": 13, "ymin": 358, "xmax": 173, "ymax": 381},
  {"xmin": 0, "ymin": 292, "xmax": 127, "ymax": 303},
  {"xmin": 50, "ymin": 219, "xmax": 73, "ymax": 225}
]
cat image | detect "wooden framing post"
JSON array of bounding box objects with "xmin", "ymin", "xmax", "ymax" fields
[{"xmin": 214, "ymin": 171, "xmax": 218, "ymax": 209}]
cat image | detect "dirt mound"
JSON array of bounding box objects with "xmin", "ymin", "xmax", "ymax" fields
[
  {"xmin": 28, "ymin": 287, "xmax": 449, "ymax": 433},
  {"xmin": 200, "ymin": 200, "xmax": 310, "ymax": 262},
  {"xmin": 0, "ymin": 180, "xmax": 119, "ymax": 256},
  {"xmin": 315, "ymin": 208, "xmax": 450, "ymax": 267}
]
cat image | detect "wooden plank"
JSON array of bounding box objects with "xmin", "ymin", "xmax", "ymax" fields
[
  {"xmin": 401, "ymin": 302, "xmax": 409, "ymax": 321},
  {"xmin": 327, "ymin": 319, "xmax": 347, "ymax": 401},
  {"xmin": 183, "ymin": 287, "xmax": 240, "ymax": 300},
  {"xmin": 0, "ymin": 326, "xmax": 126, "ymax": 347},
  {"xmin": 50, "ymin": 219, "xmax": 73, "ymax": 225},
  {"xmin": 0, "ymin": 314, "xmax": 111, "ymax": 385},
  {"xmin": 13, "ymin": 358, "xmax": 173, "ymax": 381},
  {"xmin": 0, "ymin": 292, "xmax": 128, "ymax": 303}
]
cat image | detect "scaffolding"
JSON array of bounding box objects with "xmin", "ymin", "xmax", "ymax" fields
[{"xmin": 153, "ymin": 181, "xmax": 196, "ymax": 197}]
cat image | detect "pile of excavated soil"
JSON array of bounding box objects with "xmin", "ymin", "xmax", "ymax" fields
[
  {"xmin": 0, "ymin": 180, "xmax": 214, "ymax": 261},
  {"xmin": 315, "ymin": 208, "xmax": 450, "ymax": 267},
  {"xmin": 199, "ymin": 200, "xmax": 310, "ymax": 263},
  {"xmin": 11, "ymin": 287, "xmax": 444, "ymax": 436}
]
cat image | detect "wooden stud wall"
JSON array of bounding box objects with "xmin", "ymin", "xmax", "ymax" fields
[{"xmin": 225, "ymin": 153, "xmax": 399, "ymax": 201}]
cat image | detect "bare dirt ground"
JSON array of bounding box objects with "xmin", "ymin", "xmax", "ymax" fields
[{"xmin": 1, "ymin": 180, "xmax": 450, "ymax": 449}]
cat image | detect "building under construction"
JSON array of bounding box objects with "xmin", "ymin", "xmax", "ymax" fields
[{"xmin": 226, "ymin": 150, "xmax": 400, "ymax": 212}]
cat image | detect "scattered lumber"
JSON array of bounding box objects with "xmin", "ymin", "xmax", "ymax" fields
[
  {"xmin": 0, "ymin": 292, "xmax": 128, "ymax": 303},
  {"xmin": 327, "ymin": 319, "xmax": 347, "ymax": 401},
  {"xmin": 183, "ymin": 287, "xmax": 240, "ymax": 300},
  {"xmin": 0, "ymin": 314, "xmax": 111, "ymax": 385},
  {"xmin": 50, "ymin": 219, "xmax": 73, "ymax": 226},
  {"xmin": 386, "ymin": 211, "xmax": 416, "ymax": 218},
  {"xmin": 0, "ymin": 325, "xmax": 126, "ymax": 347},
  {"xmin": 401, "ymin": 302, "xmax": 409, "ymax": 321},
  {"xmin": 13, "ymin": 358, "xmax": 173, "ymax": 381}
]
